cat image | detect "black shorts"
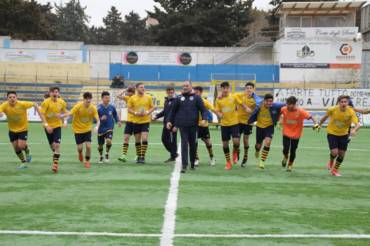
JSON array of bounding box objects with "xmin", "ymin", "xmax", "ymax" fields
[
  {"xmin": 198, "ymin": 126, "xmax": 210, "ymax": 139},
  {"xmin": 133, "ymin": 123, "xmax": 150, "ymax": 134},
  {"xmin": 327, "ymin": 134, "xmax": 349, "ymax": 151},
  {"xmin": 74, "ymin": 131, "xmax": 92, "ymax": 145},
  {"xmin": 239, "ymin": 123, "xmax": 253, "ymax": 136},
  {"xmin": 124, "ymin": 122, "xmax": 134, "ymax": 135},
  {"xmin": 8, "ymin": 131, "xmax": 28, "ymax": 142},
  {"xmin": 45, "ymin": 127, "xmax": 61, "ymax": 145},
  {"xmin": 256, "ymin": 126, "xmax": 274, "ymax": 144},
  {"xmin": 98, "ymin": 130, "xmax": 113, "ymax": 145},
  {"xmin": 221, "ymin": 125, "xmax": 240, "ymax": 141}
]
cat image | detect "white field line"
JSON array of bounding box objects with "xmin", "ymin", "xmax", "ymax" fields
[
  {"xmin": 0, "ymin": 230, "xmax": 370, "ymax": 239},
  {"xmin": 0, "ymin": 230, "xmax": 159, "ymax": 237},
  {"xmin": 160, "ymin": 143, "xmax": 182, "ymax": 246}
]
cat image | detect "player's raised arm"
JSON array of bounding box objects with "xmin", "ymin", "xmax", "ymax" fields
[
  {"xmin": 116, "ymin": 89, "xmax": 127, "ymax": 100},
  {"xmin": 353, "ymin": 108, "xmax": 370, "ymax": 114},
  {"xmin": 33, "ymin": 102, "xmax": 48, "ymax": 128}
]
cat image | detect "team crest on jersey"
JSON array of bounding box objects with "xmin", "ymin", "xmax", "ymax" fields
[
  {"xmin": 181, "ymin": 97, "xmax": 185, "ymax": 101},
  {"xmin": 190, "ymin": 96, "xmax": 194, "ymax": 101}
]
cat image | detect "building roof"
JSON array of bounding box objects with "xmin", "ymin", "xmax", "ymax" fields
[{"xmin": 277, "ymin": 1, "xmax": 366, "ymax": 15}]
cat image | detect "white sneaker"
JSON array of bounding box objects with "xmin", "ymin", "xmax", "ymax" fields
[
  {"xmin": 194, "ymin": 159, "xmax": 199, "ymax": 166},
  {"xmin": 210, "ymin": 158, "xmax": 216, "ymax": 166},
  {"xmin": 98, "ymin": 157, "xmax": 104, "ymax": 164},
  {"xmin": 104, "ymin": 158, "xmax": 110, "ymax": 163}
]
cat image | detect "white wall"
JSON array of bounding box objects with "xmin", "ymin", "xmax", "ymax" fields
[{"xmin": 0, "ymin": 37, "xmax": 275, "ymax": 80}]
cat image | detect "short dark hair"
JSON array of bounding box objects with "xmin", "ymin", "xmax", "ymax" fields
[
  {"xmin": 83, "ymin": 92, "xmax": 92, "ymax": 99},
  {"xmin": 7, "ymin": 91, "xmax": 17, "ymax": 97},
  {"xmin": 245, "ymin": 82, "xmax": 255, "ymax": 88},
  {"xmin": 101, "ymin": 91, "xmax": 110, "ymax": 98},
  {"xmin": 220, "ymin": 81, "xmax": 230, "ymax": 88},
  {"xmin": 337, "ymin": 95, "xmax": 350, "ymax": 103},
  {"xmin": 136, "ymin": 83, "xmax": 144, "ymax": 88},
  {"xmin": 166, "ymin": 86, "xmax": 175, "ymax": 91},
  {"xmin": 44, "ymin": 93, "xmax": 50, "ymax": 99},
  {"xmin": 264, "ymin": 93, "xmax": 273, "ymax": 100},
  {"xmin": 49, "ymin": 86, "xmax": 60, "ymax": 92},
  {"xmin": 286, "ymin": 96, "xmax": 297, "ymax": 105},
  {"xmin": 193, "ymin": 86, "xmax": 203, "ymax": 93}
]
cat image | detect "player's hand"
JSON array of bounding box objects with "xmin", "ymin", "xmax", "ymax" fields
[
  {"xmin": 94, "ymin": 126, "xmax": 98, "ymax": 133},
  {"xmin": 172, "ymin": 127, "xmax": 178, "ymax": 133},
  {"xmin": 350, "ymin": 129, "xmax": 357, "ymax": 137},
  {"xmin": 313, "ymin": 124, "xmax": 321, "ymax": 132},
  {"xmin": 118, "ymin": 121, "xmax": 122, "ymax": 128},
  {"xmin": 46, "ymin": 126, "xmax": 53, "ymax": 134},
  {"xmin": 200, "ymin": 120, "xmax": 207, "ymax": 127},
  {"xmin": 243, "ymin": 104, "xmax": 252, "ymax": 113},
  {"xmin": 217, "ymin": 112, "xmax": 223, "ymax": 118},
  {"xmin": 63, "ymin": 121, "xmax": 68, "ymax": 128},
  {"xmin": 0, "ymin": 112, "xmax": 4, "ymax": 118},
  {"xmin": 101, "ymin": 115, "xmax": 107, "ymax": 121},
  {"xmin": 167, "ymin": 122, "xmax": 172, "ymax": 130}
]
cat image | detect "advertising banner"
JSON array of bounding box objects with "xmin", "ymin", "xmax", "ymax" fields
[
  {"xmin": 0, "ymin": 48, "xmax": 83, "ymax": 64},
  {"xmin": 279, "ymin": 41, "xmax": 361, "ymax": 69},
  {"xmin": 285, "ymin": 27, "xmax": 359, "ymax": 41},
  {"xmin": 122, "ymin": 51, "xmax": 197, "ymax": 66},
  {"xmin": 274, "ymin": 88, "xmax": 370, "ymax": 109}
]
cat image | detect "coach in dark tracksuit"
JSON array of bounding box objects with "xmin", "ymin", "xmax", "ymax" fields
[
  {"xmin": 154, "ymin": 87, "xmax": 178, "ymax": 162},
  {"xmin": 167, "ymin": 81, "xmax": 207, "ymax": 173}
]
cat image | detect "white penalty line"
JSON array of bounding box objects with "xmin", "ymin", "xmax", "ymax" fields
[
  {"xmin": 160, "ymin": 143, "xmax": 182, "ymax": 246},
  {"xmin": 1, "ymin": 231, "xmax": 370, "ymax": 239}
]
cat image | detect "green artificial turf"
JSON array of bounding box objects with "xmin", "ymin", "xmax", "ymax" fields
[{"xmin": 0, "ymin": 122, "xmax": 369, "ymax": 245}]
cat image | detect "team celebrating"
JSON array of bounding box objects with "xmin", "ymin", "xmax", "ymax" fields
[{"xmin": 0, "ymin": 81, "xmax": 369, "ymax": 176}]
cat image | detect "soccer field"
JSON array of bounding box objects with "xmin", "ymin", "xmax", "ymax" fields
[{"xmin": 0, "ymin": 122, "xmax": 370, "ymax": 246}]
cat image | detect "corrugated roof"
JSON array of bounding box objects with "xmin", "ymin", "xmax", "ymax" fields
[{"xmin": 277, "ymin": 1, "xmax": 366, "ymax": 15}]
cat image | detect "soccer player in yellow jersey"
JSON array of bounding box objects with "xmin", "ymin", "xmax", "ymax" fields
[
  {"xmin": 0, "ymin": 91, "xmax": 45, "ymax": 169},
  {"xmin": 127, "ymin": 83, "xmax": 155, "ymax": 164},
  {"xmin": 318, "ymin": 95, "xmax": 360, "ymax": 177},
  {"xmin": 117, "ymin": 87, "xmax": 136, "ymax": 162},
  {"xmin": 40, "ymin": 87, "xmax": 67, "ymax": 173},
  {"xmin": 215, "ymin": 82, "xmax": 240, "ymax": 170},
  {"xmin": 62, "ymin": 92, "xmax": 100, "ymax": 169},
  {"xmin": 248, "ymin": 93, "xmax": 285, "ymax": 169},
  {"xmin": 193, "ymin": 86, "xmax": 216, "ymax": 166},
  {"xmin": 233, "ymin": 82, "xmax": 262, "ymax": 167}
]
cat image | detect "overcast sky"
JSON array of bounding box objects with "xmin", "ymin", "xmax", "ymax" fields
[{"xmin": 36, "ymin": 0, "xmax": 272, "ymax": 27}]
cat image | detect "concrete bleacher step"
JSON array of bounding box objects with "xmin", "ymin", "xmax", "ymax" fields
[{"xmin": 0, "ymin": 82, "xmax": 83, "ymax": 105}]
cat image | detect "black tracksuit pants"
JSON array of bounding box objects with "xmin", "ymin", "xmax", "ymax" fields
[
  {"xmin": 161, "ymin": 126, "xmax": 177, "ymax": 159},
  {"xmin": 179, "ymin": 126, "xmax": 198, "ymax": 169}
]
